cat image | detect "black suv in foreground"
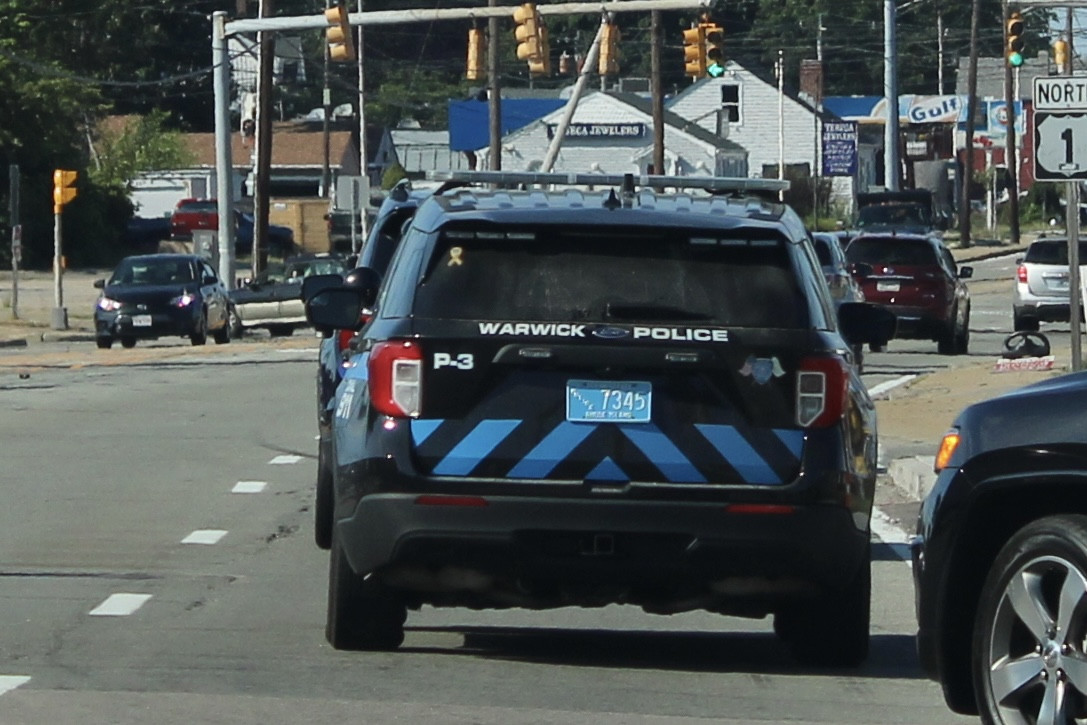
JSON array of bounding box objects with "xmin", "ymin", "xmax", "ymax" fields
[
  {"xmin": 913, "ymin": 368, "xmax": 1087, "ymax": 722},
  {"xmin": 307, "ymin": 172, "xmax": 895, "ymax": 663}
]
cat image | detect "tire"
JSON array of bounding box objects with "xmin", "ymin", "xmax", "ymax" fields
[
  {"xmin": 212, "ymin": 314, "xmax": 230, "ymax": 345},
  {"xmin": 190, "ymin": 311, "xmax": 208, "ymax": 346},
  {"xmin": 96, "ymin": 337, "xmax": 113, "ymax": 350},
  {"xmin": 228, "ymin": 307, "xmax": 244, "ymax": 339},
  {"xmin": 955, "ymin": 307, "xmax": 970, "ymax": 355},
  {"xmin": 774, "ymin": 548, "xmax": 870, "ymax": 667},
  {"xmin": 937, "ymin": 313, "xmax": 958, "ymax": 356},
  {"xmin": 851, "ymin": 343, "xmax": 864, "ymax": 374},
  {"xmin": 314, "ymin": 446, "xmax": 333, "ymax": 550},
  {"xmin": 326, "ymin": 530, "xmax": 406, "ymax": 651},
  {"xmin": 268, "ymin": 324, "xmax": 294, "ymax": 337},
  {"xmin": 869, "ymin": 342, "xmax": 886, "ymax": 353},
  {"xmin": 120, "ymin": 337, "xmax": 137, "ymax": 349},
  {"xmin": 973, "ymin": 515, "xmax": 1087, "ymax": 725},
  {"xmin": 1013, "ymin": 311, "xmax": 1040, "ymax": 332}
]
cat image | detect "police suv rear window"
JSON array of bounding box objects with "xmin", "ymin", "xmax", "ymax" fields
[{"xmin": 412, "ymin": 226, "xmax": 807, "ymax": 328}]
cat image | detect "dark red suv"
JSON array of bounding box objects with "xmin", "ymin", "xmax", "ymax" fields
[{"xmin": 845, "ymin": 233, "xmax": 972, "ymax": 355}]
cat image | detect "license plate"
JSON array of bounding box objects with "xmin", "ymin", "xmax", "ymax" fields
[
  {"xmin": 132, "ymin": 315, "xmax": 152, "ymax": 327},
  {"xmin": 876, "ymin": 281, "xmax": 900, "ymax": 292},
  {"xmin": 566, "ymin": 380, "xmax": 651, "ymax": 423}
]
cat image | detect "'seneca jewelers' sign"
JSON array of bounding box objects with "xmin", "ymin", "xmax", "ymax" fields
[{"xmin": 546, "ymin": 123, "xmax": 647, "ymax": 139}]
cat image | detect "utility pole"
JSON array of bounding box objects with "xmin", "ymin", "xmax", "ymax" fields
[
  {"xmin": 937, "ymin": 13, "xmax": 945, "ymax": 95},
  {"xmin": 488, "ymin": 0, "xmax": 502, "ymax": 171},
  {"xmin": 1002, "ymin": 0, "xmax": 1020, "ymax": 246},
  {"xmin": 651, "ymin": 9, "xmax": 664, "ymax": 176},
  {"xmin": 253, "ymin": 0, "xmax": 275, "ymax": 278},
  {"xmin": 960, "ymin": 0, "xmax": 979, "ymax": 247},
  {"xmin": 357, "ymin": 0, "xmax": 368, "ymax": 243},
  {"xmin": 8, "ymin": 164, "xmax": 18, "ymax": 320},
  {"xmin": 883, "ymin": 0, "xmax": 900, "ymax": 191},
  {"xmin": 321, "ymin": 0, "xmax": 331, "ymax": 197}
]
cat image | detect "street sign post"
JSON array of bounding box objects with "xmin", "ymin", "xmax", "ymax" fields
[{"xmin": 1033, "ymin": 75, "xmax": 1086, "ymax": 369}]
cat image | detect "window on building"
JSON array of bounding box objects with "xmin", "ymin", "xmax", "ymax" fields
[{"xmin": 721, "ymin": 84, "xmax": 740, "ymax": 123}]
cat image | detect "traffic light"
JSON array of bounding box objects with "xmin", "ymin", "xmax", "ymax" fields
[
  {"xmin": 324, "ymin": 4, "xmax": 356, "ymax": 63},
  {"xmin": 528, "ymin": 24, "xmax": 550, "ymax": 76},
  {"xmin": 53, "ymin": 170, "xmax": 77, "ymax": 213},
  {"xmin": 1053, "ymin": 38, "xmax": 1070, "ymax": 73},
  {"xmin": 599, "ymin": 22, "xmax": 619, "ymax": 76},
  {"xmin": 682, "ymin": 25, "xmax": 705, "ymax": 78},
  {"xmin": 1006, "ymin": 11, "xmax": 1024, "ymax": 68},
  {"xmin": 467, "ymin": 28, "xmax": 485, "ymax": 80},
  {"xmin": 513, "ymin": 4, "xmax": 542, "ymax": 64},
  {"xmin": 702, "ymin": 23, "xmax": 725, "ymax": 77}
]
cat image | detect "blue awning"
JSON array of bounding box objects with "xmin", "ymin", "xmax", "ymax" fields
[
  {"xmin": 449, "ymin": 99, "xmax": 566, "ymax": 152},
  {"xmin": 823, "ymin": 96, "xmax": 883, "ymax": 121}
]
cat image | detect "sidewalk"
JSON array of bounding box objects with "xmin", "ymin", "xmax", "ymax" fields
[{"xmin": 0, "ymin": 268, "xmax": 109, "ymax": 347}]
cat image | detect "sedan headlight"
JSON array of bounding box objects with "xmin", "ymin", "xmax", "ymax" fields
[
  {"xmin": 97, "ymin": 297, "xmax": 122, "ymax": 312},
  {"xmin": 170, "ymin": 293, "xmax": 196, "ymax": 308}
]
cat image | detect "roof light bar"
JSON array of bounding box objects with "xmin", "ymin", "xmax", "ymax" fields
[{"xmin": 427, "ymin": 170, "xmax": 790, "ymax": 194}]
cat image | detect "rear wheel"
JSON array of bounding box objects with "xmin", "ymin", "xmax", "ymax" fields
[
  {"xmin": 774, "ymin": 549, "xmax": 870, "ymax": 667},
  {"xmin": 96, "ymin": 337, "xmax": 113, "ymax": 350},
  {"xmin": 120, "ymin": 337, "xmax": 137, "ymax": 349},
  {"xmin": 973, "ymin": 515, "xmax": 1087, "ymax": 724},
  {"xmin": 326, "ymin": 530, "xmax": 406, "ymax": 651},
  {"xmin": 314, "ymin": 445, "xmax": 333, "ymax": 550},
  {"xmin": 189, "ymin": 311, "xmax": 208, "ymax": 346},
  {"xmin": 955, "ymin": 307, "xmax": 970, "ymax": 355},
  {"xmin": 212, "ymin": 313, "xmax": 230, "ymax": 344}
]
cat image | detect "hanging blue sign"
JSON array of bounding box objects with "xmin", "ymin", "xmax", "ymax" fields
[{"xmin": 822, "ymin": 121, "xmax": 858, "ymax": 177}]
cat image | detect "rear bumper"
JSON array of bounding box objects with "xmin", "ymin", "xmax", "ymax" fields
[
  {"xmin": 881, "ymin": 304, "xmax": 949, "ymax": 339},
  {"xmin": 336, "ymin": 492, "xmax": 870, "ymax": 611}
]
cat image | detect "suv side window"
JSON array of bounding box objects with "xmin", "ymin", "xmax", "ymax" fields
[{"xmin": 376, "ymin": 227, "xmax": 429, "ymax": 319}]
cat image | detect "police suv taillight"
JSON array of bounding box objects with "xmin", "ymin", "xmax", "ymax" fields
[
  {"xmin": 368, "ymin": 340, "xmax": 423, "ymax": 417},
  {"xmin": 796, "ymin": 356, "xmax": 849, "ymax": 428}
]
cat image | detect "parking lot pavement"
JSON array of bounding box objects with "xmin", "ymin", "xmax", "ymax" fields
[{"xmin": 0, "ymin": 268, "xmax": 105, "ymax": 347}]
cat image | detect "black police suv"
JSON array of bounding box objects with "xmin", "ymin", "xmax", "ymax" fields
[
  {"xmin": 912, "ymin": 367, "xmax": 1087, "ymax": 722},
  {"xmin": 307, "ymin": 172, "xmax": 895, "ymax": 662}
]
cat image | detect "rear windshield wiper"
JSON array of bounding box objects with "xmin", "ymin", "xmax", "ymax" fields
[{"xmin": 604, "ymin": 303, "xmax": 713, "ymax": 321}]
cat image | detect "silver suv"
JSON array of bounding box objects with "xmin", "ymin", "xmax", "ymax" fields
[{"xmin": 1012, "ymin": 237, "xmax": 1087, "ymax": 331}]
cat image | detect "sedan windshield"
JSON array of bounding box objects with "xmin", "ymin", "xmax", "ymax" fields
[{"xmin": 109, "ymin": 258, "xmax": 194, "ymax": 286}]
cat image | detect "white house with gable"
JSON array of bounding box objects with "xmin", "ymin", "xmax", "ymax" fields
[
  {"xmin": 475, "ymin": 91, "xmax": 747, "ymax": 177},
  {"xmin": 667, "ymin": 61, "xmax": 852, "ymax": 207}
]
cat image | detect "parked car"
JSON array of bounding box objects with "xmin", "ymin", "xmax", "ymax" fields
[
  {"xmin": 912, "ymin": 368, "xmax": 1087, "ymax": 722},
  {"xmin": 93, "ymin": 253, "xmax": 232, "ymax": 349},
  {"xmin": 169, "ymin": 198, "xmax": 294, "ymax": 256},
  {"xmin": 306, "ymin": 171, "xmax": 895, "ymax": 658},
  {"xmin": 845, "ymin": 232, "xmax": 972, "ymax": 355},
  {"xmin": 325, "ymin": 209, "xmax": 364, "ymax": 254},
  {"xmin": 229, "ymin": 253, "xmax": 348, "ymax": 337},
  {"xmin": 1012, "ymin": 236, "xmax": 1087, "ymax": 331}
]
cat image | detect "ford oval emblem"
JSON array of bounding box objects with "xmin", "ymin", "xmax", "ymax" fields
[{"xmin": 592, "ymin": 325, "xmax": 630, "ymax": 339}]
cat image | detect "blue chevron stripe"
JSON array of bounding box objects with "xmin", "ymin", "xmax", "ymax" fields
[
  {"xmin": 585, "ymin": 456, "xmax": 630, "ymax": 482},
  {"xmin": 507, "ymin": 421, "xmax": 594, "ymax": 478},
  {"xmin": 618, "ymin": 424, "xmax": 706, "ymax": 483},
  {"xmin": 410, "ymin": 419, "xmax": 444, "ymax": 446},
  {"xmin": 695, "ymin": 424, "xmax": 785, "ymax": 484},
  {"xmin": 773, "ymin": 428, "xmax": 805, "ymax": 459},
  {"xmin": 432, "ymin": 419, "xmax": 521, "ymax": 476}
]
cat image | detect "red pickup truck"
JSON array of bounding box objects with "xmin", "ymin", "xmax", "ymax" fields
[{"xmin": 169, "ymin": 198, "xmax": 218, "ymax": 241}]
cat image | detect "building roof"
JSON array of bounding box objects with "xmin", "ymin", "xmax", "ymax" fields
[
  {"xmin": 182, "ymin": 121, "xmax": 359, "ymax": 171},
  {"xmin": 607, "ymin": 92, "xmax": 744, "ymax": 152}
]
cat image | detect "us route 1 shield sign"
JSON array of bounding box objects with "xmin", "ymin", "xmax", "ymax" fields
[{"xmin": 1034, "ymin": 76, "xmax": 1087, "ymax": 181}]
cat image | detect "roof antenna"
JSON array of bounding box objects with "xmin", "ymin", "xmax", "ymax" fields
[
  {"xmin": 621, "ymin": 173, "xmax": 635, "ymax": 208},
  {"xmin": 602, "ymin": 188, "xmax": 621, "ymax": 210}
]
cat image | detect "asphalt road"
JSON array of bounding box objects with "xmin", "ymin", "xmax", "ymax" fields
[{"xmin": 0, "ymin": 347, "xmax": 975, "ymax": 724}]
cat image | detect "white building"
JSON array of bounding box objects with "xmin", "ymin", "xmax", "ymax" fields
[{"xmin": 474, "ymin": 91, "xmax": 747, "ymax": 177}]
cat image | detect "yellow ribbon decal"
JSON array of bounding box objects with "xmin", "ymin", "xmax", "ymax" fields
[{"xmin": 448, "ymin": 246, "xmax": 464, "ymax": 267}]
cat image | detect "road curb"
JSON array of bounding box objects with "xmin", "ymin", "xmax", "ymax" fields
[
  {"xmin": 887, "ymin": 455, "xmax": 937, "ymax": 500},
  {"xmin": 39, "ymin": 331, "xmax": 96, "ymax": 343},
  {"xmin": 0, "ymin": 337, "xmax": 29, "ymax": 348}
]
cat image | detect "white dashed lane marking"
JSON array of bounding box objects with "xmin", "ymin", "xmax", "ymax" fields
[
  {"xmin": 269, "ymin": 454, "xmax": 303, "ymax": 465},
  {"xmin": 0, "ymin": 676, "xmax": 30, "ymax": 696},
  {"xmin": 89, "ymin": 593, "xmax": 153, "ymax": 617},
  {"xmin": 232, "ymin": 481, "xmax": 267, "ymax": 494},
  {"xmin": 181, "ymin": 529, "xmax": 228, "ymax": 545}
]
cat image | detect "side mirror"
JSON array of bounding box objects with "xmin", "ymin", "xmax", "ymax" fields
[
  {"xmin": 306, "ymin": 287, "xmax": 367, "ymax": 335},
  {"xmin": 837, "ymin": 302, "xmax": 897, "ymax": 346},
  {"xmin": 958, "ymin": 265, "xmax": 974, "ymax": 280},
  {"xmin": 301, "ymin": 273, "xmax": 344, "ymax": 303},
  {"xmin": 93, "ymin": 279, "xmax": 105, "ymax": 289},
  {"xmin": 343, "ymin": 266, "xmax": 382, "ymax": 310}
]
